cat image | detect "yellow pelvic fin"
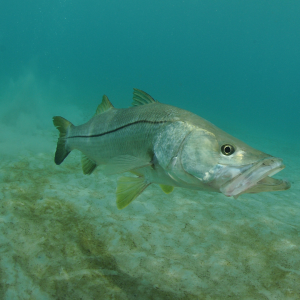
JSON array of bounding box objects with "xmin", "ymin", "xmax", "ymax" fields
[
  {"xmin": 95, "ymin": 95, "xmax": 114, "ymax": 115},
  {"xmin": 81, "ymin": 154, "xmax": 97, "ymax": 175},
  {"xmin": 116, "ymin": 176, "xmax": 151, "ymax": 209},
  {"xmin": 159, "ymin": 184, "xmax": 174, "ymax": 194}
]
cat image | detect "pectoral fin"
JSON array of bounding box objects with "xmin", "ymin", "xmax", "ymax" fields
[
  {"xmin": 103, "ymin": 155, "xmax": 151, "ymax": 175},
  {"xmin": 159, "ymin": 184, "xmax": 174, "ymax": 194},
  {"xmin": 116, "ymin": 176, "xmax": 151, "ymax": 209}
]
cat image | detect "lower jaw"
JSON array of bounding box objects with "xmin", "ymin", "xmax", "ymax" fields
[
  {"xmin": 220, "ymin": 158, "xmax": 286, "ymax": 197},
  {"xmin": 243, "ymin": 176, "xmax": 291, "ymax": 194}
]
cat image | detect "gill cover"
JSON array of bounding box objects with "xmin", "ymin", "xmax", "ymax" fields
[{"xmin": 181, "ymin": 129, "xmax": 219, "ymax": 181}]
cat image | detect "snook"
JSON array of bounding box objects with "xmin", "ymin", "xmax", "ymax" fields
[{"xmin": 53, "ymin": 89, "xmax": 290, "ymax": 209}]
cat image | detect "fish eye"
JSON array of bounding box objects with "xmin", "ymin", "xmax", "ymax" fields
[{"xmin": 221, "ymin": 144, "xmax": 235, "ymax": 156}]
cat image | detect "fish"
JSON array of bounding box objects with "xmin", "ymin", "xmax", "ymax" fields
[{"xmin": 53, "ymin": 88, "xmax": 291, "ymax": 209}]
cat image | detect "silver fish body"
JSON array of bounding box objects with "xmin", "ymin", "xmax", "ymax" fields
[{"xmin": 53, "ymin": 89, "xmax": 290, "ymax": 209}]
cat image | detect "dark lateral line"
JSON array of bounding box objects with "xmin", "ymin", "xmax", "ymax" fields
[{"xmin": 68, "ymin": 119, "xmax": 167, "ymax": 139}]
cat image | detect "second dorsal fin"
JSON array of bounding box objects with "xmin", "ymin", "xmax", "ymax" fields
[
  {"xmin": 95, "ymin": 95, "xmax": 114, "ymax": 115},
  {"xmin": 132, "ymin": 88, "xmax": 158, "ymax": 106}
]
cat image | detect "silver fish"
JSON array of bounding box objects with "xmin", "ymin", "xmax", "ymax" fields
[{"xmin": 53, "ymin": 89, "xmax": 290, "ymax": 209}]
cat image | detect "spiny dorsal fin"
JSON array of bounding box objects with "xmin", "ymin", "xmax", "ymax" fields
[
  {"xmin": 81, "ymin": 154, "xmax": 97, "ymax": 175},
  {"xmin": 116, "ymin": 176, "xmax": 151, "ymax": 209},
  {"xmin": 132, "ymin": 88, "xmax": 158, "ymax": 106},
  {"xmin": 95, "ymin": 95, "xmax": 114, "ymax": 115}
]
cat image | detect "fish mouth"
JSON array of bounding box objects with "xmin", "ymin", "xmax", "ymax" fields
[{"xmin": 220, "ymin": 157, "xmax": 291, "ymax": 197}]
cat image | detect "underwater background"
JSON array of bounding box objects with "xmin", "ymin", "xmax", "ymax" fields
[{"xmin": 0, "ymin": 1, "xmax": 299, "ymax": 299}]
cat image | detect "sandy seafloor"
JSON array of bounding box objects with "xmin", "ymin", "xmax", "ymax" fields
[{"xmin": 0, "ymin": 126, "xmax": 299, "ymax": 300}]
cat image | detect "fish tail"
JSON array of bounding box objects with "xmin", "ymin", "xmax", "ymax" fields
[{"xmin": 53, "ymin": 116, "xmax": 73, "ymax": 165}]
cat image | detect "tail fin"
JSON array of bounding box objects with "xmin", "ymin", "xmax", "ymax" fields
[{"xmin": 53, "ymin": 116, "xmax": 73, "ymax": 165}]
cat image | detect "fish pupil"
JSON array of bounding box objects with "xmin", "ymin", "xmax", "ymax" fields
[{"xmin": 221, "ymin": 144, "xmax": 235, "ymax": 155}]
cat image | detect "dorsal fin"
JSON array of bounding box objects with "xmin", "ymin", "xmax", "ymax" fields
[
  {"xmin": 95, "ymin": 95, "xmax": 114, "ymax": 115},
  {"xmin": 132, "ymin": 88, "xmax": 158, "ymax": 106}
]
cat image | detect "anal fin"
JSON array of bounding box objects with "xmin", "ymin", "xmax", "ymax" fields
[
  {"xmin": 116, "ymin": 176, "xmax": 151, "ymax": 209},
  {"xmin": 81, "ymin": 154, "xmax": 97, "ymax": 175}
]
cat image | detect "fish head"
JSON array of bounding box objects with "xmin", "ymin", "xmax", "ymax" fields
[{"xmin": 179, "ymin": 128, "xmax": 291, "ymax": 197}]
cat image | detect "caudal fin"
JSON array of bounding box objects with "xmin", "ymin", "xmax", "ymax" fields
[{"xmin": 53, "ymin": 116, "xmax": 73, "ymax": 165}]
